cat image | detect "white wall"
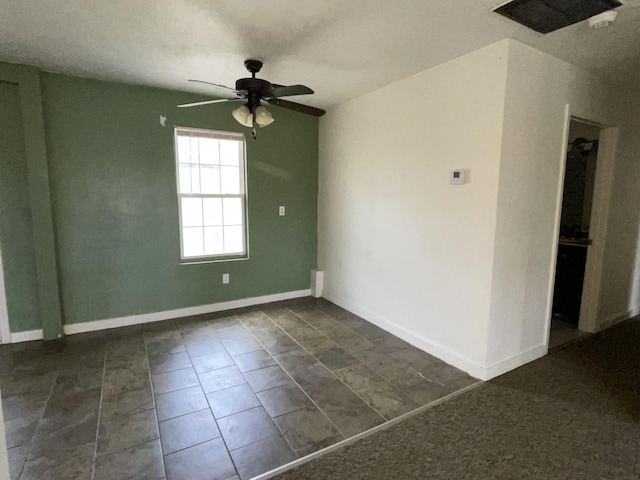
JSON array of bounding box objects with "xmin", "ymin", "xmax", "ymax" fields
[
  {"xmin": 485, "ymin": 40, "xmax": 640, "ymax": 372},
  {"xmin": 598, "ymin": 94, "xmax": 640, "ymax": 325},
  {"xmin": 318, "ymin": 40, "xmax": 510, "ymax": 376},
  {"xmin": 319, "ymin": 38, "xmax": 640, "ymax": 380}
]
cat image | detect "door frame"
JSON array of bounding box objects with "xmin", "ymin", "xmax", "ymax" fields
[
  {"xmin": 579, "ymin": 123, "xmax": 618, "ymax": 332},
  {"xmin": 547, "ymin": 107, "xmax": 618, "ymax": 336}
]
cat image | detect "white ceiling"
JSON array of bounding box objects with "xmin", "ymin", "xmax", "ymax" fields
[{"xmin": 1, "ymin": 0, "xmax": 638, "ymax": 108}]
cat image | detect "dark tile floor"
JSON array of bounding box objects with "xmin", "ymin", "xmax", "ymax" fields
[
  {"xmin": 1, "ymin": 297, "xmax": 477, "ymax": 480},
  {"xmin": 273, "ymin": 314, "xmax": 640, "ymax": 479}
]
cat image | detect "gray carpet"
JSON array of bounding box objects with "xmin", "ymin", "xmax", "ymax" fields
[{"xmin": 272, "ymin": 317, "xmax": 640, "ymax": 479}]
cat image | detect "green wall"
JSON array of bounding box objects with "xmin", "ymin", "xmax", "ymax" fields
[
  {"xmin": 0, "ymin": 66, "xmax": 318, "ymax": 332},
  {"xmin": 0, "ymin": 82, "xmax": 42, "ymax": 331}
]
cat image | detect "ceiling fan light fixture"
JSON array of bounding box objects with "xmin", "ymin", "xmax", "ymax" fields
[
  {"xmin": 588, "ymin": 9, "xmax": 618, "ymax": 28},
  {"xmin": 232, "ymin": 105, "xmax": 252, "ymax": 127},
  {"xmin": 254, "ymin": 106, "xmax": 275, "ymax": 127}
]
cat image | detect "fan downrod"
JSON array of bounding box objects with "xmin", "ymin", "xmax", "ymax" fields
[{"xmin": 244, "ymin": 60, "xmax": 263, "ymax": 78}]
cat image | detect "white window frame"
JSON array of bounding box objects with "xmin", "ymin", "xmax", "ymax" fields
[{"xmin": 174, "ymin": 127, "xmax": 247, "ymax": 261}]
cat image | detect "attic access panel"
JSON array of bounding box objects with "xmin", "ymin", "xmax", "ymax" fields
[{"xmin": 494, "ymin": 0, "xmax": 622, "ymax": 34}]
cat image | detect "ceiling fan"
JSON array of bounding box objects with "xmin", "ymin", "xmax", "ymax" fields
[{"xmin": 178, "ymin": 59, "xmax": 325, "ymax": 139}]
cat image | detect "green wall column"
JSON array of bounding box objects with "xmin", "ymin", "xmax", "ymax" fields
[{"xmin": 0, "ymin": 63, "xmax": 63, "ymax": 339}]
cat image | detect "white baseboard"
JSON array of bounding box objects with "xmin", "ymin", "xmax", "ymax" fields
[
  {"xmin": 322, "ymin": 290, "xmax": 487, "ymax": 380},
  {"xmin": 598, "ymin": 306, "xmax": 640, "ymax": 331},
  {"xmin": 10, "ymin": 329, "xmax": 44, "ymax": 343},
  {"xmin": 63, "ymin": 289, "xmax": 311, "ymax": 336},
  {"xmin": 481, "ymin": 345, "xmax": 548, "ymax": 380},
  {"xmin": 323, "ymin": 291, "xmax": 550, "ymax": 381}
]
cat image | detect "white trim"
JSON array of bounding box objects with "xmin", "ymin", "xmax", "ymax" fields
[
  {"xmin": 10, "ymin": 329, "xmax": 44, "ymax": 343},
  {"xmin": 254, "ymin": 381, "xmax": 484, "ymax": 480},
  {"xmin": 63, "ymin": 290, "xmax": 311, "ymax": 335},
  {"xmin": 0, "ymin": 246, "xmax": 10, "ymax": 344},
  {"xmin": 174, "ymin": 127, "xmax": 248, "ymax": 261},
  {"xmin": 322, "ymin": 290, "xmax": 486, "ymax": 379},
  {"xmin": 597, "ymin": 306, "xmax": 640, "ymax": 332},
  {"xmin": 543, "ymin": 105, "xmax": 572, "ymax": 348},
  {"xmin": 481, "ymin": 345, "xmax": 548, "ymax": 380}
]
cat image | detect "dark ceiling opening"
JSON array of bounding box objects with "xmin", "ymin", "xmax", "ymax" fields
[{"xmin": 494, "ymin": 0, "xmax": 622, "ymax": 34}]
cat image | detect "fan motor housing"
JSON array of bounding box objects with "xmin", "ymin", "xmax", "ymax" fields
[{"xmin": 236, "ymin": 78, "xmax": 271, "ymax": 94}]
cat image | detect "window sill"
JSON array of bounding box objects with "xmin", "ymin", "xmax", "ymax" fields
[{"xmin": 179, "ymin": 255, "xmax": 249, "ymax": 266}]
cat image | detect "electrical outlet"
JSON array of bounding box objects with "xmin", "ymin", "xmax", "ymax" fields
[
  {"xmin": 279, "ymin": 206, "xmax": 285, "ymax": 216},
  {"xmin": 222, "ymin": 273, "xmax": 229, "ymax": 284}
]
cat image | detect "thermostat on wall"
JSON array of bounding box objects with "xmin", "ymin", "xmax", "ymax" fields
[{"xmin": 450, "ymin": 169, "xmax": 466, "ymax": 185}]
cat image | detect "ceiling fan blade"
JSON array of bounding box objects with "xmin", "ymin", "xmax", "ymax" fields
[
  {"xmin": 268, "ymin": 98, "xmax": 326, "ymax": 117},
  {"xmin": 270, "ymin": 84, "xmax": 315, "ymax": 97},
  {"xmin": 188, "ymin": 79, "xmax": 239, "ymax": 92},
  {"xmin": 178, "ymin": 98, "xmax": 239, "ymax": 108}
]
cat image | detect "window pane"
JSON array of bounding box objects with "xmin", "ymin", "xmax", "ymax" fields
[
  {"xmin": 190, "ymin": 137, "xmax": 200, "ymax": 163},
  {"xmin": 219, "ymin": 140, "xmax": 240, "ymax": 166},
  {"xmin": 223, "ymin": 198, "xmax": 243, "ymax": 225},
  {"xmin": 200, "ymin": 165, "xmax": 221, "ymax": 194},
  {"xmin": 199, "ymin": 138, "xmax": 219, "ymax": 165},
  {"xmin": 191, "ymin": 164, "xmax": 201, "ymax": 193},
  {"xmin": 177, "ymin": 136, "xmax": 191, "ymax": 163},
  {"xmin": 204, "ymin": 227, "xmax": 224, "ymax": 255},
  {"xmin": 220, "ymin": 166, "xmax": 240, "ymax": 194},
  {"xmin": 224, "ymin": 225, "xmax": 243, "ymax": 254},
  {"xmin": 181, "ymin": 197, "xmax": 203, "ymax": 227},
  {"xmin": 178, "ymin": 163, "xmax": 192, "ymax": 194},
  {"xmin": 203, "ymin": 198, "xmax": 223, "ymax": 226},
  {"xmin": 183, "ymin": 227, "xmax": 204, "ymax": 257}
]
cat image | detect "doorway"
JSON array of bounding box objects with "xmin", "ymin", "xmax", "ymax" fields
[{"xmin": 550, "ymin": 119, "xmax": 601, "ymax": 348}]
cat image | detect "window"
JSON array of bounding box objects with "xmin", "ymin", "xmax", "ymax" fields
[{"xmin": 174, "ymin": 127, "xmax": 247, "ymax": 260}]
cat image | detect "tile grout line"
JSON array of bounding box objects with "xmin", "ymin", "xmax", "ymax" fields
[
  {"xmin": 236, "ymin": 312, "xmax": 352, "ymax": 443},
  {"xmin": 239, "ymin": 310, "xmax": 382, "ymax": 443},
  {"xmin": 264, "ymin": 308, "xmax": 400, "ymax": 422},
  {"xmin": 142, "ymin": 335, "xmax": 170, "ymax": 479},
  {"xmin": 177, "ymin": 324, "xmax": 242, "ymax": 479},
  {"xmin": 294, "ymin": 305, "xmax": 454, "ymax": 400},
  {"xmin": 146, "ymin": 301, "xmax": 473, "ymax": 476},
  {"xmin": 15, "ymin": 355, "xmax": 60, "ymax": 480},
  {"xmin": 154, "ymin": 303, "xmax": 456, "ymax": 453},
  {"xmin": 254, "ymin": 379, "xmax": 485, "ymax": 480},
  {"xmin": 280, "ymin": 306, "xmax": 430, "ymax": 419},
  {"xmin": 90, "ymin": 345, "xmax": 108, "ymax": 480},
  {"xmin": 285, "ymin": 306, "xmax": 428, "ymax": 400},
  {"xmin": 213, "ymin": 319, "xmax": 296, "ymax": 475}
]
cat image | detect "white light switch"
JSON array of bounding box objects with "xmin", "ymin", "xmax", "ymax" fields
[
  {"xmin": 222, "ymin": 273, "xmax": 229, "ymax": 284},
  {"xmin": 279, "ymin": 206, "xmax": 285, "ymax": 216}
]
